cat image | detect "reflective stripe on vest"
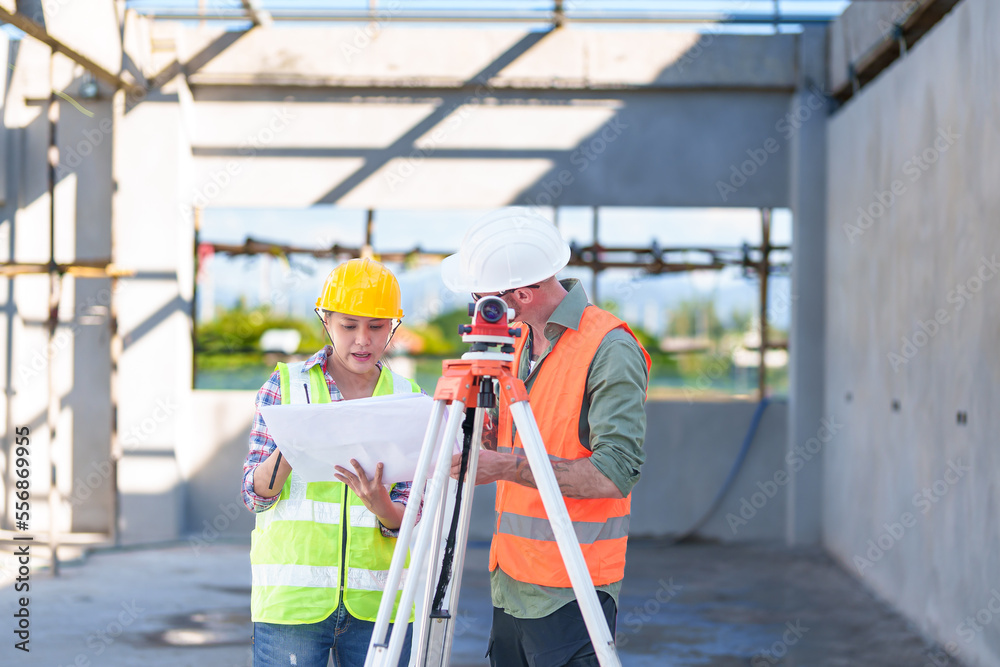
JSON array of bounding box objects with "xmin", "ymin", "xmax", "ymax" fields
[
  {"xmin": 252, "ymin": 563, "xmax": 341, "ymax": 589},
  {"xmin": 254, "ymin": 499, "xmax": 342, "ymax": 531},
  {"xmin": 496, "ymin": 512, "xmax": 631, "ymax": 545},
  {"xmin": 490, "ymin": 306, "xmax": 651, "ymax": 588},
  {"xmin": 250, "ymin": 360, "xmax": 418, "ymax": 624}
]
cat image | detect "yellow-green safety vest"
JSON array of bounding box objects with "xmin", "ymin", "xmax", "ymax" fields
[{"xmin": 250, "ymin": 360, "xmax": 420, "ymax": 624}]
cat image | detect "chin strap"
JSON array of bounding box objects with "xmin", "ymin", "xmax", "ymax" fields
[
  {"xmin": 386, "ymin": 319, "xmax": 401, "ymax": 350},
  {"xmin": 315, "ymin": 308, "xmax": 401, "ymax": 357},
  {"xmin": 315, "ymin": 308, "xmax": 337, "ymax": 354}
]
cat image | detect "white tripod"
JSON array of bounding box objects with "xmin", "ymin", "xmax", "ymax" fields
[{"xmin": 364, "ymin": 298, "xmax": 622, "ymax": 667}]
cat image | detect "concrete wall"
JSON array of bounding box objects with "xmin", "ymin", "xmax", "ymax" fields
[
  {"xmin": 182, "ymin": 391, "xmax": 257, "ymax": 545},
  {"xmin": 824, "ymin": 0, "xmax": 1000, "ymax": 664},
  {"xmin": 630, "ymin": 400, "xmax": 790, "ymax": 541},
  {"xmin": 460, "ymin": 401, "xmax": 792, "ymax": 543},
  {"xmin": 190, "ymin": 395, "xmax": 790, "ymax": 545},
  {"xmin": 827, "ymin": 0, "xmax": 933, "ymax": 93}
]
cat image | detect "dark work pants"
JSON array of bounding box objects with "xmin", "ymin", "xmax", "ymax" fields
[{"xmin": 487, "ymin": 591, "xmax": 617, "ymax": 667}]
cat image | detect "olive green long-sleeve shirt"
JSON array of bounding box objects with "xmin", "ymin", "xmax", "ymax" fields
[{"xmin": 490, "ymin": 279, "xmax": 649, "ymax": 619}]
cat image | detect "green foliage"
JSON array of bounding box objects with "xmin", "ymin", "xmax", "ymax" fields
[
  {"xmin": 408, "ymin": 307, "xmax": 472, "ymax": 356},
  {"xmin": 675, "ymin": 351, "xmax": 733, "ymax": 379},
  {"xmin": 728, "ymin": 307, "xmax": 754, "ymax": 333},
  {"xmin": 626, "ymin": 324, "xmax": 658, "ymax": 351},
  {"xmin": 196, "ymin": 299, "xmax": 327, "ymax": 357},
  {"xmin": 196, "ymin": 352, "xmax": 270, "ymax": 370},
  {"xmin": 626, "ymin": 324, "xmax": 678, "ymax": 375},
  {"xmin": 666, "ymin": 297, "xmax": 725, "ymax": 341}
]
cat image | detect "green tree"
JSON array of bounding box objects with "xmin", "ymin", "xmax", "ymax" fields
[
  {"xmin": 626, "ymin": 324, "xmax": 677, "ymax": 375},
  {"xmin": 729, "ymin": 307, "xmax": 754, "ymax": 334},
  {"xmin": 666, "ymin": 298, "xmax": 724, "ymax": 341},
  {"xmin": 408, "ymin": 307, "xmax": 473, "ymax": 356},
  {"xmin": 196, "ymin": 300, "xmax": 326, "ymax": 356}
]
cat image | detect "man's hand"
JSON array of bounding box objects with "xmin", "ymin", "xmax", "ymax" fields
[
  {"xmin": 334, "ymin": 459, "xmax": 404, "ymax": 529},
  {"xmin": 451, "ymin": 450, "xmax": 510, "ymax": 485}
]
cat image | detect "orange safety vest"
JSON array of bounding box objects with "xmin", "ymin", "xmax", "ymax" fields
[{"xmin": 490, "ymin": 306, "xmax": 651, "ymax": 587}]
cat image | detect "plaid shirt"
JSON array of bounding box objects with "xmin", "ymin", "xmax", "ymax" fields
[{"xmin": 241, "ymin": 346, "xmax": 418, "ymax": 537}]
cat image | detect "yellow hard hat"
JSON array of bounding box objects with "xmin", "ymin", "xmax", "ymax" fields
[{"xmin": 315, "ymin": 258, "xmax": 404, "ymax": 319}]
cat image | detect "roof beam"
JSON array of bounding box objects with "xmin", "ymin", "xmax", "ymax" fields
[
  {"xmin": 241, "ymin": 0, "xmax": 273, "ymax": 28},
  {"xmin": 0, "ymin": 7, "xmax": 136, "ymax": 91}
]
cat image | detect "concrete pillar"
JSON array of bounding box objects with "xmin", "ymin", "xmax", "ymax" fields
[
  {"xmin": 0, "ymin": 41, "xmax": 119, "ymax": 536},
  {"xmin": 1, "ymin": 41, "xmax": 84, "ymax": 537},
  {"xmin": 56, "ymin": 70, "xmax": 115, "ymax": 534},
  {"xmin": 112, "ymin": 73, "xmax": 193, "ymax": 543},
  {"xmin": 785, "ymin": 25, "xmax": 828, "ymax": 545}
]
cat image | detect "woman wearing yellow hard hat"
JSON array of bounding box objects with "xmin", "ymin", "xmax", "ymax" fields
[{"xmin": 241, "ymin": 257, "xmax": 420, "ymax": 667}]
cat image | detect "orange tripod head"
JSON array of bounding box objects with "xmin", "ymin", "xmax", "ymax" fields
[{"xmin": 433, "ymin": 296, "xmax": 528, "ymax": 408}]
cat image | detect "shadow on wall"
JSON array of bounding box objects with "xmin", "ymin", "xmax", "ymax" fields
[{"xmin": 308, "ymin": 27, "xmax": 797, "ymax": 210}]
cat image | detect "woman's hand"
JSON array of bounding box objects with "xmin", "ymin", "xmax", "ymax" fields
[{"xmin": 334, "ymin": 459, "xmax": 403, "ymax": 529}]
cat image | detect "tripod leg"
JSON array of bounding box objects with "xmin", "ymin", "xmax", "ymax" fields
[
  {"xmin": 413, "ymin": 448, "xmax": 455, "ymax": 663},
  {"xmin": 365, "ymin": 399, "xmax": 447, "ymax": 667},
  {"xmin": 420, "ymin": 406, "xmax": 485, "ymax": 666},
  {"xmin": 509, "ymin": 401, "xmax": 623, "ymax": 667},
  {"xmin": 376, "ymin": 401, "xmax": 468, "ymax": 667},
  {"xmin": 436, "ymin": 406, "xmax": 484, "ymax": 663}
]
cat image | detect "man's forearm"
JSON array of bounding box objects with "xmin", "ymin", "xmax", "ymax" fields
[
  {"xmin": 509, "ymin": 456, "xmax": 623, "ymax": 499},
  {"xmin": 457, "ymin": 450, "xmax": 624, "ymax": 498}
]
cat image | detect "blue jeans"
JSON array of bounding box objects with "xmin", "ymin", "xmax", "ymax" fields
[{"xmin": 253, "ymin": 601, "xmax": 412, "ymax": 667}]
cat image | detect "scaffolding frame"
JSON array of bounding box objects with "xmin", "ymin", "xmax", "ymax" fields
[
  {"xmin": 201, "ymin": 206, "xmax": 787, "ymax": 401},
  {"xmin": 0, "ymin": 55, "xmax": 133, "ymax": 572}
]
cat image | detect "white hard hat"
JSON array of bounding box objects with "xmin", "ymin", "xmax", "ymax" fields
[{"xmin": 441, "ymin": 210, "xmax": 571, "ymax": 293}]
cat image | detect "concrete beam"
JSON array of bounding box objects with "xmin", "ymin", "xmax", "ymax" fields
[
  {"xmin": 182, "ymin": 26, "xmax": 798, "ymax": 90},
  {"xmin": 240, "ymin": 0, "xmax": 272, "ymax": 28},
  {"xmin": 0, "ymin": 4, "xmax": 131, "ymax": 92},
  {"xmin": 186, "ymin": 89, "xmax": 792, "ymax": 209}
]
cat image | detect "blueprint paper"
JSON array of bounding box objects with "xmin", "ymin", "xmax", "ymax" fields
[{"xmin": 260, "ymin": 393, "xmax": 458, "ymax": 485}]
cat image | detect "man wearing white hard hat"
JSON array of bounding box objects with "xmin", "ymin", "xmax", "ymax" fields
[{"xmin": 442, "ymin": 210, "xmax": 651, "ymax": 667}]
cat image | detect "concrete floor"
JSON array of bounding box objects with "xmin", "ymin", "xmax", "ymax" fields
[{"xmin": 0, "ymin": 539, "xmax": 950, "ymax": 666}]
